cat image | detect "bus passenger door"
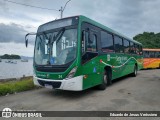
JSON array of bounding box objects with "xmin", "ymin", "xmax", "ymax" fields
[{"xmin": 81, "ymin": 27, "xmax": 101, "ymax": 89}]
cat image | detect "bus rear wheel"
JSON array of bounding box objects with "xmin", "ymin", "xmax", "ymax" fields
[{"xmin": 131, "ymin": 65, "xmax": 137, "ymax": 77}]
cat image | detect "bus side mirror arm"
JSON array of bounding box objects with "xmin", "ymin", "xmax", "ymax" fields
[
  {"xmin": 25, "ymin": 33, "xmax": 29, "ymax": 47},
  {"xmin": 25, "ymin": 32, "xmax": 36, "ymax": 48}
]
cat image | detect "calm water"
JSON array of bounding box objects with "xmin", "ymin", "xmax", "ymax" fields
[{"xmin": 0, "ymin": 59, "xmax": 33, "ymax": 80}]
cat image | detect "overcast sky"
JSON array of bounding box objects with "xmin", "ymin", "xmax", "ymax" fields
[{"xmin": 0, "ymin": 0, "xmax": 160, "ymax": 57}]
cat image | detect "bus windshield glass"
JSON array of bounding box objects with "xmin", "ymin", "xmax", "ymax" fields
[{"xmin": 34, "ymin": 28, "xmax": 77, "ymax": 65}]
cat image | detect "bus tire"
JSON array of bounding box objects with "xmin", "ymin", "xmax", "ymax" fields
[
  {"xmin": 131, "ymin": 65, "xmax": 137, "ymax": 77},
  {"xmin": 98, "ymin": 69, "xmax": 112, "ymax": 90},
  {"xmin": 107, "ymin": 69, "xmax": 112, "ymax": 85}
]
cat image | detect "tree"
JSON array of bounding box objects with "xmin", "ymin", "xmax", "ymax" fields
[
  {"xmin": 133, "ymin": 32, "xmax": 160, "ymax": 48},
  {"xmin": 0, "ymin": 54, "xmax": 21, "ymax": 59}
]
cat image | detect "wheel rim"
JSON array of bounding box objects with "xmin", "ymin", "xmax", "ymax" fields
[
  {"xmin": 103, "ymin": 74, "xmax": 108, "ymax": 84},
  {"xmin": 135, "ymin": 67, "xmax": 137, "ymax": 75}
]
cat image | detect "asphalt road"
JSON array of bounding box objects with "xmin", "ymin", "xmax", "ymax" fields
[{"xmin": 0, "ymin": 69, "xmax": 160, "ymax": 120}]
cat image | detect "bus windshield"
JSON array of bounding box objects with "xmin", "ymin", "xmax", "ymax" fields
[{"xmin": 34, "ymin": 28, "xmax": 77, "ymax": 65}]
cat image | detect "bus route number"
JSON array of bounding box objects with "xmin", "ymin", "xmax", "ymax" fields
[{"xmin": 58, "ymin": 75, "xmax": 63, "ymax": 79}]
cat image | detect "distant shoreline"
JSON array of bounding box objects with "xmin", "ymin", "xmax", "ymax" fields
[{"xmin": 0, "ymin": 76, "xmax": 33, "ymax": 83}]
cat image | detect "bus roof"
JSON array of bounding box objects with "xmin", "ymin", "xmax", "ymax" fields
[
  {"xmin": 143, "ymin": 48, "xmax": 160, "ymax": 52},
  {"xmin": 38, "ymin": 15, "xmax": 142, "ymax": 46},
  {"xmin": 79, "ymin": 15, "xmax": 142, "ymax": 45}
]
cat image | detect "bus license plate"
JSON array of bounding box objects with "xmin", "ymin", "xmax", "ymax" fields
[{"xmin": 45, "ymin": 84, "xmax": 53, "ymax": 89}]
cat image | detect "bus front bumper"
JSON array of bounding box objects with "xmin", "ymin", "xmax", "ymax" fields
[{"xmin": 33, "ymin": 76, "xmax": 83, "ymax": 91}]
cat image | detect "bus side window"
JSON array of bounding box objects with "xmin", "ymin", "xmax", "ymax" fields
[
  {"xmin": 101, "ymin": 31, "xmax": 114, "ymax": 52},
  {"xmin": 82, "ymin": 30, "xmax": 97, "ymax": 53},
  {"xmin": 135, "ymin": 44, "xmax": 139, "ymax": 55},
  {"xmin": 144, "ymin": 51, "xmax": 150, "ymax": 58},
  {"xmin": 86, "ymin": 34, "xmax": 97, "ymax": 52},
  {"xmin": 81, "ymin": 30, "xmax": 98, "ymax": 64},
  {"xmin": 138, "ymin": 45, "xmax": 142, "ymax": 55},
  {"xmin": 82, "ymin": 30, "xmax": 88, "ymax": 54},
  {"xmin": 155, "ymin": 51, "xmax": 160, "ymax": 58},
  {"xmin": 130, "ymin": 42, "xmax": 135, "ymax": 54},
  {"xmin": 155, "ymin": 51, "xmax": 158, "ymax": 58},
  {"xmin": 114, "ymin": 35, "xmax": 123, "ymax": 53},
  {"xmin": 158, "ymin": 52, "xmax": 160, "ymax": 58},
  {"xmin": 123, "ymin": 39, "xmax": 130, "ymax": 54},
  {"xmin": 149, "ymin": 51, "xmax": 155, "ymax": 58}
]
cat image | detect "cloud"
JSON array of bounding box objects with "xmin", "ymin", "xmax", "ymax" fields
[
  {"xmin": 0, "ymin": 42, "xmax": 34, "ymax": 57},
  {"xmin": 81, "ymin": 0, "xmax": 160, "ymax": 38},
  {"xmin": 0, "ymin": 1, "xmax": 8, "ymax": 11},
  {"xmin": 0, "ymin": 23, "xmax": 29, "ymax": 44},
  {"xmin": 0, "ymin": 0, "xmax": 160, "ymax": 43},
  {"xmin": 0, "ymin": 0, "xmax": 160, "ymax": 56}
]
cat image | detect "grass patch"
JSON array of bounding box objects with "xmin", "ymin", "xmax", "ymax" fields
[{"xmin": 0, "ymin": 77, "xmax": 39, "ymax": 96}]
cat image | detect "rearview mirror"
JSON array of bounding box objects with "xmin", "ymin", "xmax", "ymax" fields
[
  {"xmin": 25, "ymin": 39, "xmax": 28, "ymax": 47},
  {"xmin": 25, "ymin": 32, "xmax": 36, "ymax": 48}
]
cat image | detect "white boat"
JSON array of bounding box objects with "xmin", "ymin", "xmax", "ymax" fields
[
  {"xmin": 5, "ymin": 60, "xmax": 11, "ymax": 63},
  {"xmin": 21, "ymin": 59, "xmax": 28, "ymax": 62},
  {"xmin": 5, "ymin": 60, "xmax": 17, "ymax": 64},
  {"xmin": 10, "ymin": 61, "xmax": 17, "ymax": 64}
]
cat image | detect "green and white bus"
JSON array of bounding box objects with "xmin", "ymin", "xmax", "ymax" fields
[{"xmin": 25, "ymin": 15, "xmax": 143, "ymax": 91}]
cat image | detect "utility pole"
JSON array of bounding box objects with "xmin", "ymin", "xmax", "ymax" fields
[{"xmin": 59, "ymin": 0, "xmax": 71, "ymax": 18}]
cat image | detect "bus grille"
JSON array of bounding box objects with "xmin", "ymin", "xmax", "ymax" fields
[{"xmin": 37, "ymin": 80, "xmax": 61, "ymax": 89}]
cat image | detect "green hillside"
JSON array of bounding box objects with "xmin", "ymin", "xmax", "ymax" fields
[
  {"xmin": 0, "ymin": 54, "xmax": 21, "ymax": 59},
  {"xmin": 133, "ymin": 32, "xmax": 160, "ymax": 48}
]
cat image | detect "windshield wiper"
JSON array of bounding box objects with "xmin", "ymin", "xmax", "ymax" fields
[
  {"xmin": 52, "ymin": 27, "xmax": 65, "ymax": 44},
  {"xmin": 45, "ymin": 28, "xmax": 66, "ymax": 65},
  {"xmin": 43, "ymin": 32, "xmax": 49, "ymax": 40}
]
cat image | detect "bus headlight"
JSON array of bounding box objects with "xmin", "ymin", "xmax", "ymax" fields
[{"xmin": 66, "ymin": 67, "xmax": 77, "ymax": 79}]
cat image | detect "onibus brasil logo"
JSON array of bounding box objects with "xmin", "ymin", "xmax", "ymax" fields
[
  {"xmin": 2, "ymin": 107, "xmax": 42, "ymax": 118},
  {"xmin": 2, "ymin": 108, "xmax": 12, "ymax": 118}
]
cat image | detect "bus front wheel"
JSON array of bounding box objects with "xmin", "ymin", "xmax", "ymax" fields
[{"xmin": 98, "ymin": 70, "xmax": 111, "ymax": 90}]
